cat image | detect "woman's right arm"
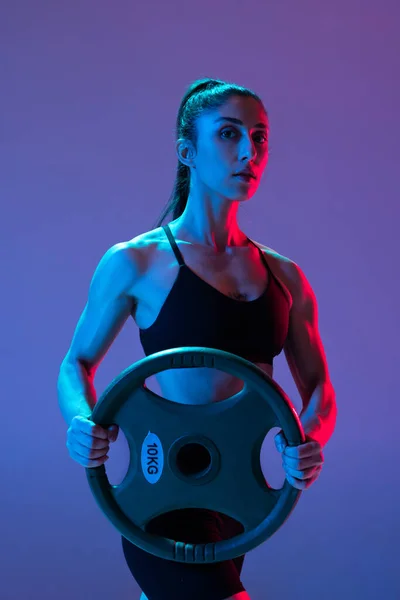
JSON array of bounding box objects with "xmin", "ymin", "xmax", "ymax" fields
[{"xmin": 57, "ymin": 242, "xmax": 140, "ymax": 428}]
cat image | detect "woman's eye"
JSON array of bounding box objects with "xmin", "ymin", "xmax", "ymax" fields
[{"xmin": 220, "ymin": 129, "xmax": 267, "ymax": 144}]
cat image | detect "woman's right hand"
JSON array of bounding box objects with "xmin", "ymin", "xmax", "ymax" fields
[{"xmin": 66, "ymin": 415, "xmax": 119, "ymax": 468}]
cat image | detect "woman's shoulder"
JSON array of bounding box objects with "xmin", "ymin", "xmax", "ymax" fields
[
  {"xmin": 250, "ymin": 237, "xmax": 298, "ymax": 273},
  {"xmin": 249, "ymin": 238, "xmax": 303, "ymax": 308},
  {"xmin": 117, "ymin": 226, "xmax": 170, "ymax": 274},
  {"xmin": 125, "ymin": 226, "xmax": 166, "ymax": 248}
]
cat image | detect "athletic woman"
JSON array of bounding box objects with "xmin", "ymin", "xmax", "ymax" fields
[{"xmin": 58, "ymin": 77, "xmax": 337, "ymax": 600}]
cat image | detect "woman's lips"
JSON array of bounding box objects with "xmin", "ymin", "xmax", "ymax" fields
[{"xmin": 234, "ymin": 174, "xmax": 255, "ymax": 183}]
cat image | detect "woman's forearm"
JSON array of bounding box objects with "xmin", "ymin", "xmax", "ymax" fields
[{"xmin": 57, "ymin": 356, "xmax": 97, "ymax": 427}]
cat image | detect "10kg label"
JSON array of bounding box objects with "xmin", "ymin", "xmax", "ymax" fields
[{"xmin": 141, "ymin": 431, "xmax": 164, "ymax": 484}]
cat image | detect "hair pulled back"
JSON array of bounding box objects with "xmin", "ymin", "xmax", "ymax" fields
[{"xmin": 154, "ymin": 77, "xmax": 265, "ymax": 227}]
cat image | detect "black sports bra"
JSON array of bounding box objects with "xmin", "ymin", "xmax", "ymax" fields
[{"xmin": 139, "ymin": 225, "xmax": 291, "ymax": 365}]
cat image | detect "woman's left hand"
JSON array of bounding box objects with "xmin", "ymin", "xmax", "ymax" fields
[{"xmin": 274, "ymin": 431, "xmax": 324, "ymax": 490}]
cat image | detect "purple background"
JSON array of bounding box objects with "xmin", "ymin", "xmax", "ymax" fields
[{"xmin": 2, "ymin": 2, "xmax": 399, "ymax": 599}]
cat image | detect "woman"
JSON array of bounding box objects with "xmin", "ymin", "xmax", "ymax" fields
[{"xmin": 58, "ymin": 78, "xmax": 337, "ymax": 600}]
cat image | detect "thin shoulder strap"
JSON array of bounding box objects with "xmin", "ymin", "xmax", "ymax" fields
[
  {"xmin": 163, "ymin": 224, "xmax": 185, "ymax": 267},
  {"xmin": 248, "ymin": 238, "xmax": 293, "ymax": 307},
  {"xmin": 247, "ymin": 238, "xmax": 271, "ymax": 273}
]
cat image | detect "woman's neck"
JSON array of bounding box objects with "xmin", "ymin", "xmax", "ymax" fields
[{"xmin": 173, "ymin": 200, "xmax": 247, "ymax": 252}]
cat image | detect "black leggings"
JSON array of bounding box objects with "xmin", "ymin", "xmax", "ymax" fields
[{"xmin": 121, "ymin": 508, "xmax": 246, "ymax": 600}]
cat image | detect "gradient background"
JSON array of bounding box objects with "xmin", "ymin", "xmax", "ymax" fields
[{"xmin": 2, "ymin": 1, "xmax": 399, "ymax": 599}]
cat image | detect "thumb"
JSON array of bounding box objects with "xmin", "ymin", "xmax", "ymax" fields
[
  {"xmin": 274, "ymin": 431, "xmax": 288, "ymax": 453},
  {"xmin": 108, "ymin": 424, "xmax": 119, "ymax": 443}
]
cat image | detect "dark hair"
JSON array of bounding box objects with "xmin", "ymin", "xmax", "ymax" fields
[{"xmin": 153, "ymin": 77, "xmax": 266, "ymax": 228}]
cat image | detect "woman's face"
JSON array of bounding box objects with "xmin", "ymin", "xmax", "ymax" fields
[{"xmin": 189, "ymin": 95, "xmax": 269, "ymax": 201}]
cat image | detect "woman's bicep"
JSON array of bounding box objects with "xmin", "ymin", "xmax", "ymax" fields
[{"xmin": 65, "ymin": 244, "xmax": 138, "ymax": 374}]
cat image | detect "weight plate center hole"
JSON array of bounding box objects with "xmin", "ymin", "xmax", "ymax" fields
[{"xmin": 176, "ymin": 443, "xmax": 212, "ymax": 478}]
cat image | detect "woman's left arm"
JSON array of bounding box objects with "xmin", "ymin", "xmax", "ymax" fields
[
  {"xmin": 273, "ymin": 261, "xmax": 338, "ymax": 489},
  {"xmin": 283, "ymin": 262, "xmax": 337, "ymax": 449}
]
